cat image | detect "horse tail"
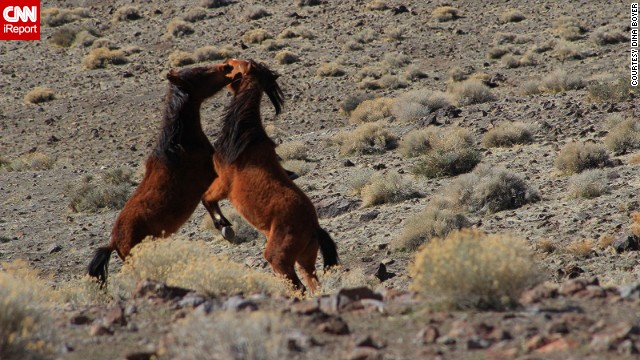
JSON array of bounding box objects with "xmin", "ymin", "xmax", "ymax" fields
[
  {"xmin": 316, "ymin": 228, "xmax": 338, "ymax": 269},
  {"xmin": 87, "ymin": 246, "xmax": 113, "ymax": 287}
]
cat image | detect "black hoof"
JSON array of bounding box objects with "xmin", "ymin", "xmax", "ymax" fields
[{"xmin": 221, "ymin": 226, "xmax": 235, "ymax": 241}]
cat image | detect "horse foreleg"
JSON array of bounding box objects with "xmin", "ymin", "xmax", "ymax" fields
[
  {"xmin": 264, "ymin": 233, "xmax": 305, "ymax": 293},
  {"xmin": 201, "ymin": 180, "xmax": 235, "ymax": 241}
]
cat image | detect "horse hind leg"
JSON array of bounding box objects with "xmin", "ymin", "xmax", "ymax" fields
[
  {"xmin": 264, "ymin": 234, "xmax": 305, "ymax": 292},
  {"xmin": 296, "ymin": 240, "xmax": 320, "ymax": 294},
  {"xmin": 201, "ymin": 200, "xmax": 235, "ymax": 241}
]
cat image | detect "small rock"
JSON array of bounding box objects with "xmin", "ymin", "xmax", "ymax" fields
[
  {"xmin": 314, "ymin": 195, "xmax": 361, "ymax": 218},
  {"xmin": 524, "ymin": 334, "xmax": 547, "ymax": 352},
  {"xmin": 614, "ymin": 232, "xmax": 640, "ymax": 253},
  {"xmin": 354, "ymin": 335, "xmax": 383, "ymax": 349},
  {"xmin": 223, "ymin": 295, "xmax": 258, "ymax": 312},
  {"xmin": 103, "ymin": 303, "xmax": 126, "ymax": 327},
  {"xmin": 359, "ymin": 210, "xmax": 379, "ymax": 222},
  {"xmin": 48, "ymin": 244, "xmax": 62, "ymax": 254},
  {"xmin": 466, "ymin": 337, "xmax": 491, "ymax": 350},
  {"xmin": 343, "ymin": 159, "xmax": 355, "ymax": 167},
  {"xmin": 520, "ymin": 283, "xmax": 558, "ymax": 304},
  {"xmin": 125, "ymin": 304, "xmax": 137, "ymax": 316},
  {"xmin": 417, "ymin": 326, "xmax": 439, "ymax": 344},
  {"xmin": 337, "ymin": 287, "xmax": 383, "ymax": 302},
  {"xmin": 318, "ymin": 316, "xmax": 350, "ymax": 335},
  {"xmin": 124, "ymin": 352, "xmax": 157, "ymax": 360},
  {"xmin": 69, "ymin": 314, "xmax": 91, "ymax": 325},
  {"xmin": 435, "ymin": 336, "xmax": 456, "ymax": 345},
  {"xmin": 548, "ymin": 321, "xmax": 569, "ymax": 335},
  {"xmin": 89, "ymin": 324, "xmax": 113, "ymax": 336},
  {"xmin": 133, "ymin": 280, "xmax": 191, "ymax": 301},
  {"xmin": 177, "ymin": 293, "xmax": 206, "ymax": 308},
  {"xmin": 535, "ymin": 337, "xmax": 579, "ymax": 354},
  {"xmin": 292, "ymin": 300, "xmax": 321, "ymax": 315},
  {"xmin": 559, "ymin": 279, "xmax": 589, "ymax": 296},
  {"xmin": 347, "ymin": 346, "xmax": 381, "ymax": 360},
  {"xmin": 619, "ymin": 283, "xmax": 640, "ymax": 299},
  {"xmin": 194, "ymin": 300, "xmax": 217, "ymax": 315},
  {"xmin": 618, "ymin": 339, "xmax": 639, "ymax": 355}
]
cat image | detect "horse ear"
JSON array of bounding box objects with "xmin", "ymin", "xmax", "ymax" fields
[{"xmin": 166, "ymin": 69, "xmax": 180, "ymax": 84}]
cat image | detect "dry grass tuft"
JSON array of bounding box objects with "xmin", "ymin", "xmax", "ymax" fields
[
  {"xmin": 482, "ymin": 122, "xmax": 535, "ymax": 148},
  {"xmin": 445, "ymin": 165, "xmax": 540, "ymax": 214},
  {"xmin": 537, "ymin": 239, "xmax": 556, "ymax": 254},
  {"xmin": 183, "ymin": 7, "xmax": 208, "ymax": 22},
  {"xmin": 592, "ymin": 26, "xmax": 628, "ymax": 46},
  {"xmin": 411, "ymin": 229, "xmax": 540, "ymax": 310},
  {"xmin": 316, "ymin": 62, "xmax": 345, "ymax": 77},
  {"xmin": 41, "ymin": 7, "xmax": 90, "ymax": 27},
  {"xmin": 555, "ymin": 142, "xmax": 610, "ymax": 174},
  {"xmin": 487, "ymin": 46, "xmax": 511, "ymax": 59},
  {"xmin": 193, "ymin": 45, "xmax": 236, "ymax": 62},
  {"xmin": 65, "ymin": 169, "xmax": 133, "ymax": 213},
  {"xmin": 553, "ymin": 16, "xmax": 587, "ymax": 41},
  {"xmin": 412, "ymin": 127, "xmax": 481, "ymax": 178},
  {"xmin": 4, "ymin": 152, "xmax": 54, "ymax": 171},
  {"xmin": 566, "ymin": 239, "xmax": 595, "ymax": 259},
  {"xmin": 333, "ymin": 122, "xmax": 398, "ymax": 155},
  {"xmin": 201, "ymin": 0, "xmax": 230, "ymax": 8},
  {"xmin": 113, "ymin": 6, "xmax": 141, "ymax": 21},
  {"xmin": 349, "ymin": 97, "xmax": 393, "ymax": 124},
  {"xmin": 318, "ymin": 266, "xmax": 380, "ymax": 294},
  {"xmin": 281, "ymin": 160, "xmax": 312, "ymax": 177},
  {"xmin": 24, "ymin": 87, "xmax": 55, "ymax": 104},
  {"xmin": 604, "ymin": 117, "xmax": 640, "ymax": 154},
  {"xmin": 278, "ymin": 26, "xmax": 314, "ymax": 40},
  {"xmin": 382, "ymin": 52, "xmax": 411, "ymax": 68},
  {"xmin": 115, "ymin": 236, "xmax": 289, "ymax": 296},
  {"xmin": 275, "ymin": 50, "xmax": 299, "ymax": 64},
  {"xmin": 0, "ymin": 260, "xmax": 57, "ymax": 360},
  {"xmin": 360, "ymin": 172, "xmax": 422, "ymax": 207},
  {"xmin": 245, "ymin": 6, "xmax": 270, "ymax": 20},
  {"xmin": 339, "ymin": 93, "xmax": 373, "ymax": 115},
  {"xmin": 367, "ymin": 0, "xmax": 389, "ymax": 11},
  {"xmin": 500, "ymin": 9, "xmax": 525, "ymax": 23},
  {"xmin": 50, "ymin": 26, "xmax": 78, "ymax": 47},
  {"xmin": 539, "ymin": 69, "xmax": 585, "ymax": 93},
  {"xmin": 82, "ymin": 47, "xmax": 127, "ymax": 69},
  {"xmin": 567, "ymin": 169, "xmax": 608, "ymax": 199},
  {"xmin": 201, "ymin": 206, "xmax": 260, "ymax": 244},
  {"xmin": 589, "ymin": 77, "xmax": 636, "ymax": 103},
  {"xmin": 447, "ymin": 79, "xmax": 496, "ymax": 106},
  {"xmin": 166, "ymin": 311, "xmax": 297, "ymax": 360},
  {"xmin": 392, "ymin": 198, "xmax": 471, "ymax": 251},
  {"xmin": 353, "ymin": 28, "xmax": 379, "ymax": 44},
  {"xmin": 168, "ymin": 50, "xmax": 195, "ymax": 67},
  {"xmin": 501, "ymin": 54, "xmax": 520, "ymax": 68},
  {"xmin": 431, "ymin": 6, "xmax": 459, "ymax": 22},
  {"xmin": 277, "ymin": 141, "xmax": 308, "ymax": 161},
  {"xmin": 553, "ymin": 40, "xmax": 591, "ymax": 61},
  {"xmin": 243, "ymin": 29, "xmax": 273, "ymax": 44},
  {"xmin": 398, "ymin": 129, "xmax": 432, "ymax": 158},
  {"xmin": 167, "ymin": 19, "xmax": 194, "ymax": 37}
]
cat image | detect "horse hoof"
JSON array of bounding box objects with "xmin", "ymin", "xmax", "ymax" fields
[{"xmin": 221, "ymin": 226, "xmax": 235, "ymax": 241}]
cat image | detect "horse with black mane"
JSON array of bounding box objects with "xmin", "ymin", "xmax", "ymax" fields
[
  {"xmin": 202, "ymin": 59, "xmax": 339, "ymax": 293},
  {"xmin": 87, "ymin": 63, "xmax": 235, "ymax": 286}
]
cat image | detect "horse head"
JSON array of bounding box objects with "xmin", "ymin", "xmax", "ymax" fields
[
  {"xmin": 166, "ymin": 62, "xmax": 234, "ymax": 101},
  {"xmin": 224, "ymin": 58, "xmax": 284, "ymax": 115}
]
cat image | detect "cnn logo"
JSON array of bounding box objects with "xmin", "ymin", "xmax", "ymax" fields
[{"xmin": 0, "ymin": 1, "xmax": 40, "ymax": 41}]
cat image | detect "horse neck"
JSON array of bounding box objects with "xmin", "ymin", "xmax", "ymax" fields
[
  {"xmin": 229, "ymin": 78, "xmax": 264, "ymax": 130},
  {"xmin": 162, "ymin": 85, "xmax": 203, "ymax": 135}
]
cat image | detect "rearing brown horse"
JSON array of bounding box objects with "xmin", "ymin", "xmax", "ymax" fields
[
  {"xmin": 87, "ymin": 63, "xmax": 235, "ymax": 286},
  {"xmin": 202, "ymin": 59, "xmax": 338, "ymax": 293}
]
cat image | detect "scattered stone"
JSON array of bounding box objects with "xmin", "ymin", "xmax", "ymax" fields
[
  {"xmin": 48, "ymin": 243, "xmax": 62, "ymax": 254},
  {"xmin": 559, "ymin": 278, "xmax": 591, "ymax": 296},
  {"xmin": 417, "ymin": 326, "xmax": 439, "ymax": 344},
  {"xmin": 318, "ymin": 316, "xmax": 350, "ymax": 335},
  {"xmin": 535, "ymin": 337, "xmax": 579, "ymax": 354},
  {"xmin": 292, "ymin": 300, "xmax": 321, "ymax": 315},
  {"xmin": 435, "ymin": 336, "xmax": 456, "ymax": 345},
  {"xmin": 613, "ymin": 232, "xmax": 640, "ymax": 253},
  {"xmin": 176, "ymin": 293, "xmax": 207, "ymax": 308},
  {"xmin": 285, "ymin": 330, "xmax": 316, "ymax": 351},
  {"xmin": 223, "ymin": 295, "xmax": 258, "ymax": 312},
  {"xmin": 125, "ymin": 304, "xmax": 137, "ymax": 316},
  {"xmin": 104, "ymin": 302, "xmax": 127, "ymax": 326},
  {"xmin": 69, "ymin": 313, "xmax": 91, "ymax": 325},
  {"xmin": 314, "ymin": 194, "xmax": 361, "ymax": 218},
  {"xmin": 360, "ymin": 299, "xmax": 386, "ymax": 313},
  {"xmin": 557, "ymin": 265, "xmax": 584, "ymax": 279},
  {"xmin": 524, "ymin": 334, "xmax": 547, "ymax": 352},
  {"xmin": 354, "ymin": 335, "xmax": 384, "ymax": 349},
  {"xmin": 338, "ymin": 287, "xmax": 383, "ymax": 302},
  {"xmin": 520, "ymin": 283, "xmax": 559, "ymax": 304},
  {"xmin": 194, "ymin": 300, "xmax": 217, "ymax": 315},
  {"xmin": 133, "ymin": 280, "xmax": 191, "ymax": 301},
  {"xmin": 343, "ymin": 159, "xmax": 355, "ymax": 167},
  {"xmin": 124, "ymin": 352, "xmax": 157, "ymax": 360},
  {"xmin": 89, "ymin": 324, "xmax": 113, "ymax": 336},
  {"xmin": 619, "ymin": 283, "xmax": 640, "ymax": 299},
  {"xmin": 359, "ymin": 210, "xmax": 379, "ymax": 222},
  {"xmin": 548, "ymin": 321, "xmax": 569, "ymax": 335},
  {"xmin": 347, "ymin": 346, "xmax": 381, "ymax": 360},
  {"xmin": 466, "ymin": 337, "xmax": 491, "ymax": 350},
  {"xmin": 590, "ymin": 323, "xmax": 640, "ymax": 352}
]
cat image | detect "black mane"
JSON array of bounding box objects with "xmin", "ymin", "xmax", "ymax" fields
[
  {"xmin": 153, "ymin": 84, "xmax": 190, "ymax": 162},
  {"xmin": 215, "ymin": 61, "xmax": 284, "ymax": 163}
]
